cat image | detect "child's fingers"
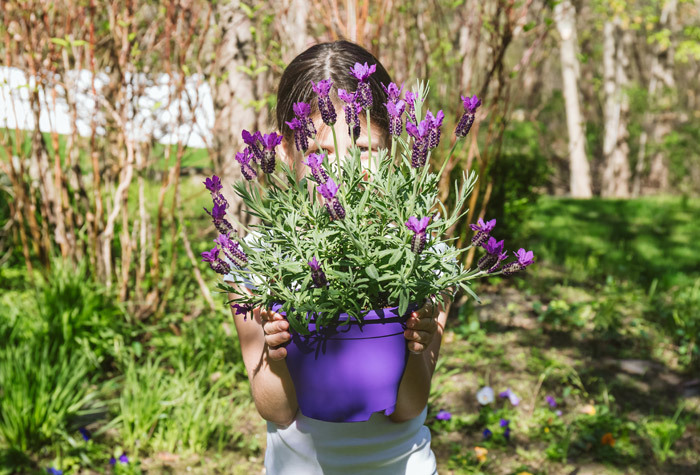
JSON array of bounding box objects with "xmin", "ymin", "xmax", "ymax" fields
[
  {"xmin": 404, "ymin": 329, "xmax": 432, "ymax": 345},
  {"xmin": 267, "ymin": 346, "xmax": 288, "ymax": 361},
  {"xmin": 266, "ymin": 331, "xmax": 291, "ymax": 348}
]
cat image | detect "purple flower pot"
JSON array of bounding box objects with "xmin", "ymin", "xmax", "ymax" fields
[{"xmin": 270, "ymin": 302, "xmax": 419, "ymax": 423}]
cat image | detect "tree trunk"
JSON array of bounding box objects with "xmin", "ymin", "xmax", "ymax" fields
[
  {"xmin": 554, "ymin": 0, "xmax": 592, "ymax": 198},
  {"xmin": 210, "ymin": 0, "xmax": 261, "ymax": 231},
  {"xmin": 601, "ymin": 17, "xmax": 631, "ymax": 198}
]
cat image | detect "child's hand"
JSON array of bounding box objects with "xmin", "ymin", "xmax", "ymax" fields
[
  {"xmin": 260, "ymin": 308, "xmax": 291, "ymax": 360},
  {"xmin": 404, "ymin": 297, "xmax": 440, "ymax": 354}
]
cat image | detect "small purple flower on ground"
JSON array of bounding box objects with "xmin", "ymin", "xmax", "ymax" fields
[
  {"xmin": 311, "ymin": 79, "xmax": 337, "ymax": 125},
  {"xmin": 405, "ymin": 216, "xmax": 431, "ymax": 254},
  {"xmin": 109, "ymin": 457, "xmax": 116, "ymax": 466},
  {"xmin": 436, "ymin": 409, "xmax": 452, "ymax": 421},
  {"xmin": 119, "ymin": 454, "xmax": 129, "ymax": 464},
  {"xmin": 349, "ymin": 62, "xmax": 377, "ymax": 109},
  {"xmin": 455, "ymin": 94, "xmax": 481, "ymax": 138},
  {"xmin": 308, "ymin": 256, "xmax": 328, "ymax": 288},
  {"xmin": 385, "ymin": 100, "xmax": 406, "ymax": 137},
  {"xmin": 381, "ymin": 82, "xmax": 404, "ymax": 102},
  {"xmin": 499, "ymin": 388, "xmax": 521, "ymax": 406},
  {"xmin": 556, "ymin": 410, "xmax": 563, "ymax": 417},
  {"xmin": 476, "ymin": 386, "xmax": 495, "ymax": 405},
  {"xmin": 504, "ymin": 426, "xmax": 511, "ymax": 441},
  {"xmin": 78, "ymin": 427, "xmax": 90, "ymax": 441},
  {"xmin": 500, "ymin": 418, "xmax": 510, "ymax": 427},
  {"xmin": 405, "ymin": 119, "xmax": 431, "ymax": 168},
  {"xmin": 304, "ymin": 153, "xmax": 329, "ymax": 184},
  {"xmin": 546, "ymin": 395, "xmax": 557, "ymax": 408},
  {"xmin": 47, "ymin": 468, "xmax": 63, "ymax": 475},
  {"xmin": 483, "ymin": 428, "xmax": 492, "ymax": 439}
]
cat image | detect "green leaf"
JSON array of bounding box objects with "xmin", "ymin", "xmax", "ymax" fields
[
  {"xmin": 366, "ymin": 264, "xmax": 379, "ymax": 280},
  {"xmin": 399, "ymin": 290, "xmax": 409, "ymax": 316},
  {"xmin": 50, "ymin": 38, "xmax": 69, "ymax": 48}
]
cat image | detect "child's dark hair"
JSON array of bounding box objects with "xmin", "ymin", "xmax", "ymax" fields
[{"xmin": 276, "ymin": 41, "xmax": 393, "ymax": 141}]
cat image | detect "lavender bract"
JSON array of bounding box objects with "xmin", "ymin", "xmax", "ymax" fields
[
  {"xmin": 502, "ymin": 248, "xmax": 535, "ymax": 276},
  {"xmin": 385, "ymin": 100, "xmax": 406, "ymax": 137},
  {"xmin": 260, "ymin": 132, "xmax": 283, "ymax": 174},
  {"xmin": 214, "ymin": 233, "xmax": 248, "ymax": 268},
  {"xmin": 455, "ymin": 94, "xmax": 481, "ymax": 138},
  {"xmin": 404, "ymin": 91, "xmax": 418, "ymax": 125},
  {"xmin": 235, "ymin": 148, "xmax": 257, "ymax": 181},
  {"xmin": 405, "ymin": 216, "xmax": 431, "ymax": 254},
  {"xmin": 311, "ymin": 79, "xmax": 337, "ymax": 126},
  {"xmin": 242, "ymin": 129, "xmax": 263, "ymax": 163},
  {"xmin": 349, "ymin": 62, "xmax": 377, "ymax": 110},
  {"xmin": 426, "ymin": 110, "xmax": 444, "ymax": 149},
  {"xmin": 304, "ymin": 153, "xmax": 329, "ymax": 184},
  {"xmin": 469, "ymin": 218, "xmax": 496, "ymax": 247},
  {"xmin": 406, "ymin": 119, "xmax": 431, "ymax": 168},
  {"xmin": 204, "ymin": 201, "xmax": 234, "ymax": 235},
  {"xmin": 381, "ymin": 82, "xmax": 404, "ymax": 103},
  {"xmin": 201, "ymin": 246, "xmax": 231, "ymax": 275},
  {"xmin": 477, "ymin": 236, "xmax": 505, "ymax": 272},
  {"xmin": 338, "ymin": 89, "xmax": 361, "ymax": 140},
  {"xmin": 308, "ymin": 256, "xmax": 328, "ymax": 288},
  {"xmin": 318, "ymin": 179, "xmax": 346, "ymax": 220}
]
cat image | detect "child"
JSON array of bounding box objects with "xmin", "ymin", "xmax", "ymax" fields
[{"xmin": 224, "ymin": 40, "xmax": 451, "ymax": 475}]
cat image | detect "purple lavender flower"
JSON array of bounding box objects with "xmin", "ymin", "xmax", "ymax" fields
[
  {"xmin": 502, "ymin": 248, "xmax": 535, "ymax": 276},
  {"xmin": 303, "ymin": 153, "xmax": 329, "ymax": 184},
  {"xmin": 483, "ymin": 428, "xmax": 492, "ymax": 439},
  {"xmin": 478, "ymin": 236, "xmax": 505, "ymax": 272},
  {"xmin": 214, "ymin": 233, "xmax": 248, "ymax": 268},
  {"xmin": 385, "ymin": 100, "xmax": 406, "ymax": 137},
  {"xmin": 231, "ymin": 303, "xmax": 254, "ymax": 321},
  {"xmin": 405, "ymin": 216, "xmax": 431, "ymax": 254},
  {"xmin": 406, "ymin": 119, "xmax": 431, "ymax": 168},
  {"xmin": 381, "ymin": 82, "xmax": 404, "ymax": 103},
  {"xmin": 405, "ymin": 91, "xmax": 418, "ymax": 124},
  {"xmin": 242, "ymin": 129, "xmax": 264, "ymax": 163},
  {"xmin": 285, "ymin": 118, "xmax": 308, "ymax": 152},
  {"xmin": 435, "ymin": 409, "xmax": 452, "ymax": 421},
  {"xmin": 469, "ymin": 218, "xmax": 496, "ymax": 247},
  {"xmin": 311, "ymin": 79, "xmax": 337, "ymax": 125},
  {"xmin": 338, "ymin": 89, "xmax": 361, "ymax": 140},
  {"xmin": 204, "ymin": 202, "xmax": 234, "ymax": 236},
  {"xmin": 318, "ymin": 179, "xmax": 346, "ymax": 220},
  {"xmin": 455, "ymin": 94, "xmax": 481, "ymax": 138},
  {"xmin": 201, "ymin": 246, "xmax": 231, "ymax": 275},
  {"xmin": 293, "ymin": 101, "xmax": 316, "ymax": 138},
  {"xmin": 349, "ymin": 62, "xmax": 377, "ymax": 110},
  {"xmin": 426, "ymin": 110, "xmax": 444, "ymax": 149},
  {"xmin": 308, "ymin": 256, "xmax": 328, "ymax": 288},
  {"xmin": 498, "ymin": 388, "xmax": 521, "ymax": 406},
  {"xmin": 546, "ymin": 395, "xmax": 557, "ymax": 408},
  {"xmin": 204, "ymin": 175, "xmax": 222, "ymax": 194},
  {"xmin": 78, "ymin": 427, "xmax": 90, "ymax": 441},
  {"xmin": 235, "ymin": 148, "xmax": 257, "ymax": 181},
  {"xmin": 260, "ymin": 132, "xmax": 283, "ymax": 174}
]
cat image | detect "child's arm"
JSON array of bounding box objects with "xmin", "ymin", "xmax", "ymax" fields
[
  {"xmin": 388, "ymin": 291, "xmax": 452, "ymax": 423},
  {"xmin": 227, "ymin": 287, "xmax": 299, "ymax": 427}
]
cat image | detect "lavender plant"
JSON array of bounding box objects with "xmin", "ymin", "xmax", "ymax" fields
[{"xmin": 201, "ymin": 67, "xmax": 533, "ymax": 335}]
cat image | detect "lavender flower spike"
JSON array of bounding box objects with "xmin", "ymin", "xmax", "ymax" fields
[
  {"xmin": 349, "ymin": 62, "xmax": 377, "ymax": 109},
  {"xmin": 469, "ymin": 218, "xmax": 496, "ymax": 247},
  {"xmin": 426, "ymin": 110, "xmax": 445, "ymax": 149},
  {"xmin": 455, "ymin": 94, "xmax": 481, "ymax": 138},
  {"xmin": 204, "ymin": 175, "xmax": 222, "ymax": 194},
  {"xmin": 405, "ymin": 215, "xmax": 431, "ymax": 254},
  {"xmin": 477, "ymin": 236, "xmax": 504, "ymax": 272},
  {"xmin": 381, "ymin": 82, "xmax": 404, "ymax": 103},
  {"xmin": 385, "ymin": 100, "xmax": 406, "ymax": 137},
  {"xmin": 204, "ymin": 202, "xmax": 233, "ymax": 235},
  {"xmin": 317, "ymin": 178, "xmax": 346, "ymax": 220},
  {"xmin": 235, "ymin": 148, "xmax": 257, "ymax": 181},
  {"xmin": 406, "ymin": 119, "xmax": 431, "ymax": 168},
  {"xmin": 502, "ymin": 248, "xmax": 535, "ymax": 275},
  {"xmin": 338, "ymin": 89, "xmax": 361, "ymax": 140},
  {"xmin": 214, "ymin": 233, "xmax": 248, "ymax": 268},
  {"xmin": 260, "ymin": 132, "xmax": 283, "ymax": 174},
  {"xmin": 308, "ymin": 256, "xmax": 328, "ymax": 288},
  {"xmin": 293, "ymin": 101, "xmax": 316, "ymax": 138},
  {"xmin": 311, "ymin": 79, "xmax": 337, "ymax": 126},
  {"xmin": 242, "ymin": 129, "xmax": 263, "ymax": 163},
  {"xmin": 201, "ymin": 246, "xmax": 231, "ymax": 275},
  {"xmin": 405, "ymin": 91, "xmax": 418, "ymax": 124},
  {"xmin": 304, "ymin": 153, "xmax": 329, "ymax": 184},
  {"xmin": 285, "ymin": 118, "xmax": 308, "ymax": 152}
]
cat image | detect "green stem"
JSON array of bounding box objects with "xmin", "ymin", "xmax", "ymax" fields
[
  {"xmin": 389, "ymin": 136, "xmax": 397, "ymax": 172},
  {"xmin": 330, "ymin": 124, "xmax": 340, "ymax": 179},
  {"xmin": 366, "ymin": 109, "xmax": 372, "ymax": 169}
]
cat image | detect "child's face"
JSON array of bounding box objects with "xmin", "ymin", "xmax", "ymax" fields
[{"xmin": 282, "ymin": 107, "xmax": 389, "ymax": 176}]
